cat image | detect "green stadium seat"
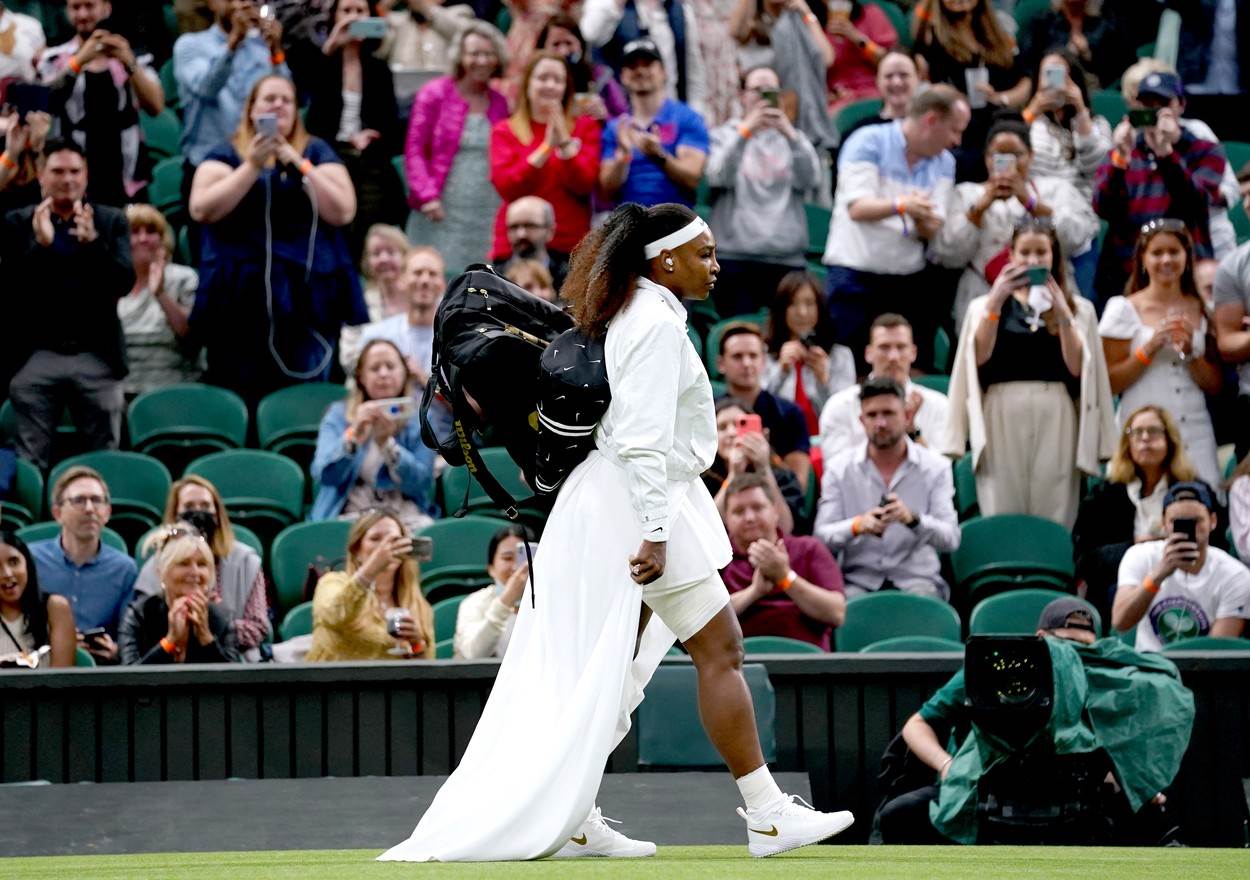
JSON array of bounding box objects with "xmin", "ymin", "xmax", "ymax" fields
[
  {"xmin": 913, "ymin": 374, "xmax": 949, "ymax": 395},
  {"xmin": 185, "ymin": 451, "xmax": 306, "ymax": 545},
  {"xmin": 638, "ymin": 663, "xmax": 775, "ymax": 766},
  {"xmin": 1230, "ymin": 200, "xmax": 1250, "ymax": 246},
  {"xmin": 1013, "ymin": 0, "xmax": 1052, "ymax": 34},
  {"xmin": 1091, "ymin": 89, "xmax": 1128, "ymax": 125},
  {"xmin": 1222, "ymin": 140, "xmax": 1249, "ymax": 176},
  {"xmin": 969, "ymin": 589, "xmax": 1101, "ymax": 637},
  {"xmin": 75, "ymin": 645, "xmax": 97, "ymax": 667},
  {"xmin": 833, "ymin": 97, "xmax": 883, "ymax": 137},
  {"xmin": 392, "ymin": 154, "xmax": 409, "ymax": 199},
  {"xmin": 279, "ymin": 601, "xmax": 315, "ymax": 642},
  {"xmin": 257, "ymin": 383, "xmax": 346, "ymax": 473},
  {"xmin": 416, "ymin": 515, "xmax": 506, "ymax": 599},
  {"xmin": 269, "ymin": 520, "xmax": 351, "ymax": 615},
  {"xmin": 133, "ymin": 522, "xmax": 265, "ymax": 566},
  {"xmin": 835, "ymin": 592, "xmax": 961, "ymax": 652},
  {"xmin": 128, "ymin": 384, "xmax": 249, "ymax": 476},
  {"xmin": 435, "ymin": 637, "xmax": 455, "ymax": 658},
  {"xmin": 859, "ymin": 635, "xmax": 965, "ymax": 653},
  {"xmin": 140, "ymin": 108, "xmax": 183, "ymax": 160},
  {"xmin": 686, "ymin": 325, "xmax": 704, "ymax": 362},
  {"xmin": 1160, "ymin": 635, "xmax": 1249, "ymax": 652},
  {"xmin": 159, "ymin": 57, "xmax": 180, "ymax": 112},
  {"xmin": 933, "ymin": 326, "xmax": 951, "ymax": 372},
  {"xmin": 953, "ymin": 454, "xmax": 979, "ymax": 521},
  {"xmin": 17, "ymin": 521, "xmax": 128, "ymax": 555},
  {"xmin": 149, "ymin": 155, "xmax": 186, "ymax": 226},
  {"xmin": 48, "ymin": 451, "xmax": 171, "ymax": 549},
  {"xmin": 742, "ymin": 635, "xmax": 824, "ymax": 654},
  {"xmin": 432, "ymin": 593, "xmax": 466, "ymax": 644},
  {"xmin": 705, "ymin": 311, "xmax": 770, "ymax": 381},
  {"xmin": 950, "ymin": 514, "xmax": 1075, "ymax": 600},
  {"xmin": 435, "ymin": 447, "xmax": 536, "ymax": 518},
  {"xmin": 804, "ymin": 202, "xmax": 831, "ymax": 263},
  {"xmin": 1, "ymin": 458, "xmax": 43, "ymax": 528},
  {"xmin": 176, "ymin": 225, "xmax": 192, "ymax": 264}
]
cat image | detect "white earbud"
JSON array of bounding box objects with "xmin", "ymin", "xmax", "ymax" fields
[{"xmin": 665, "ymin": 259, "xmax": 674, "ymax": 269}]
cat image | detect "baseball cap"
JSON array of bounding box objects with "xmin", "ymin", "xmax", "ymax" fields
[
  {"xmin": 621, "ymin": 38, "xmax": 662, "ymax": 65},
  {"xmin": 1037, "ymin": 598, "xmax": 1097, "ymax": 634},
  {"xmin": 1162, "ymin": 480, "xmax": 1217, "ymax": 512},
  {"xmin": 1137, "ymin": 71, "xmax": 1184, "ymax": 102}
]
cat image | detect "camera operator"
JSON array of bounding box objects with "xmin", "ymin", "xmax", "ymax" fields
[{"xmin": 1112, "ymin": 481, "xmax": 1250, "ymax": 650}]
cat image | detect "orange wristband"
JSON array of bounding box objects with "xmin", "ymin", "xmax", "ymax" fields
[
  {"xmin": 985, "ymin": 310, "xmax": 1000, "ymax": 323},
  {"xmin": 159, "ymin": 637, "xmax": 177, "ymax": 654},
  {"xmin": 1022, "ymin": 109, "xmax": 1036, "ymax": 125},
  {"xmin": 737, "ymin": 124, "xmax": 752, "ymax": 140},
  {"xmin": 1134, "ymin": 346, "xmax": 1152, "ymax": 366},
  {"xmin": 1142, "ymin": 575, "xmax": 1159, "ymax": 595},
  {"xmin": 862, "ymin": 40, "xmax": 880, "ymax": 57},
  {"xmin": 298, "ymin": 158, "xmax": 314, "ymax": 176},
  {"xmin": 271, "ymin": 51, "xmax": 286, "ymax": 66},
  {"xmin": 67, "ymin": 55, "xmax": 82, "ymax": 75},
  {"xmin": 0, "ymin": 153, "xmax": 16, "ymax": 171},
  {"xmin": 777, "ymin": 570, "xmax": 796, "ymax": 592},
  {"xmin": 1110, "ymin": 149, "xmax": 1129, "ymax": 170},
  {"xmin": 850, "ymin": 516, "xmax": 862, "ymax": 537}
]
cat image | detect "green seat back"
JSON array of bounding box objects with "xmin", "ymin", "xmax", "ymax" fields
[
  {"xmin": 705, "ymin": 311, "xmax": 770, "ymax": 381},
  {"xmin": 185, "ymin": 450, "xmax": 306, "ymax": 522},
  {"xmin": 140, "ymin": 108, "xmax": 183, "ymax": 160},
  {"xmin": 639, "ymin": 663, "xmax": 775, "ymax": 766},
  {"xmin": 804, "ymin": 202, "xmax": 831, "ymax": 262},
  {"xmin": 127, "ymin": 384, "xmax": 248, "ymax": 473},
  {"xmin": 48, "ymin": 451, "xmax": 170, "ymax": 548},
  {"xmin": 953, "ymin": 454, "xmax": 979, "ymax": 521},
  {"xmin": 866, "ymin": 1, "xmax": 911, "ymax": 48},
  {"xmin": 1013, "ymin": 0, "xmax": 1053, "ymax": 33},
  {"xmin": 279, "ymin": 601, "xmax": 315, "ymax": 641},
  {"xmin": 270, "ymin": 520, "xmax": 352, "ymax": 615},
  {"xmin": 417, "ymin": 515, "xmax": 508, "ymax": 594},
  {"xmin": 1, "ymin": 458, "xmax": 44, "ymax": 528},
  {"xmin": 431, "ymin": 594, "xmax": 467, "ymax": 644},
  {"xmin": 257, "ymin": 383, "xmax": 345, "ymax": 452},
  {"xmin": 913, "ymin": 374, "xmax": 949, "ymax": 396},
  {"xmin": 159, "ymin": 57, "xmax": 180, "ymax": 111},
  {"xmin": 17, "ymin": 521, "xmax": 128, "ymax": 555},
  {"xmin": 1091, "ymin": 89, "xmax": 1128, "ymax": 126},
  {"xmin": 74, "ymin": 645, "xmax": 97, "ymax": 667},
  {"xmin": 435, "ymin": 637, "xmax": 455, "ymax": 658},
  {"xmin": 860, "ymin": 635, "xmax": 965, "ymax": 653},
  {"xmin": 1160, "ymin": 635, "xmax": 1250, "ymax": 652},
  {"xmin": 932, "ymin": 327, "xmax": 951, "ymax": 372},
  {"xmin": 149, "ymin": 155, "xmax": 186, "ymax": 223},
  {"xmin": 436, "ymin": 448, "xmax": 535, "ymax": 516},
  {"xmin": 836, "ymin": 592, "xmax": 961, "ymax": 652},
  {"xmin": 743, "ymin": 635, "xmax": 824, "ymax": 654},
  {"xmin": 231, "ymin": 524, "xmax": 265, "ymax": 560},
  {"xmin": 391, "ymin": 154, "xmax": 409, "ymax": 200},
  {"xmin": 969, "ymin": 589, "xmax": 1099, "ymax": 636},
  {"xmin": 833, "ymin": 97, "xmax": 883, "ymax": 137},
  {"xmin": 1221, "ymin": 140, "xmax": 1249, "ymax": 176},
  {"xmin": 950, "ymin": 514, "xmax": 1075, "ymax": 595}
]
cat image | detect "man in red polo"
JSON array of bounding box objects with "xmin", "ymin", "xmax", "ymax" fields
[{"xmin": 720, "ymin": 473, "xmax": 846, "ymax": 650}]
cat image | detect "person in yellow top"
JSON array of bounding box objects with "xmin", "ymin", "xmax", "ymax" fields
[{"xmin": 306, "ymin": 509, "xmax": 435, "ymax": 661}]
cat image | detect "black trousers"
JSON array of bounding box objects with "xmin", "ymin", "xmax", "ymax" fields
[{"xmin": 877, "ymin": 784, "xmax": 951, "ymax": 844}]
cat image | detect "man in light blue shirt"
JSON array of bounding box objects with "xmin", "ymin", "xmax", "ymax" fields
[
  {"xmin": 30, "ymin": 465, "xmax": 138, "ymax": 664},
  {"xmin": 173, "ymin": 0, "xmax": 289, "ymax": 167}
]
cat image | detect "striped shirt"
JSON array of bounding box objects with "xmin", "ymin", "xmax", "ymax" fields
[{"xmin": 1028, "ymin": 113, "xmax": 1113, "ymax": 202}]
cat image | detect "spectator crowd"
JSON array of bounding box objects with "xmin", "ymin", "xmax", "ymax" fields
[{"xmin": 2, "ymin": 0, "xmax": 1250, "ymax": 669}]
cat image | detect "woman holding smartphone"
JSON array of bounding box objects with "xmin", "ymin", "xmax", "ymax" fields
[
  {"xmin": 381, "ymin": 204, "xmax": 852, "ymax": 862},
  {"xmin": 943, "ymin": 217, "xmax": 1116, "ymax": 528},
  {"xmin": 310, "ymin": 338, "xmax": 437, "ymax": 531}
]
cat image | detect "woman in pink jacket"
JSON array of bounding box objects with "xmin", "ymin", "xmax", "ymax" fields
[{"xmin": 404, "ymin": 21, "xmax": 510, "ymax": 274}]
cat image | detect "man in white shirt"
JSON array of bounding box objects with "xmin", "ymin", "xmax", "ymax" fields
[
  {"xmin": 356, "ymin": 244, "xmax": 444, "ymax": 383},
  {"xmin": 1113, "ymin": 481, "xmax": 1250, "ymax": 651},
  {"xmin": 814, "ymin": 377, "xmax": 960, "ymax": 599},
  {"xmin": 819, "ymin": 313, "xmax": 948, "ymax": 464},
  {"xmin": 823, "ymin": 84, "xmax": 969, "ymax": 373}
]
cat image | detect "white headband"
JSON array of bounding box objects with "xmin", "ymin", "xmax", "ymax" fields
[{"xmin": 643, "ymin": 217, "xmax": 709, "ymax": 259}]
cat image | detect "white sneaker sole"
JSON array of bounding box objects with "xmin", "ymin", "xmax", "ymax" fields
[
  {"xmin": 552, "ymin": 844, "xmax": 656, "ymax": 859},
  {"xmin": 746, "ymin": 810, "xmax": 855, "ymax": 858}
]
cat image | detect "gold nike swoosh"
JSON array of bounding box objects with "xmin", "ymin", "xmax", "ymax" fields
[
  {"xmin": 750, "ymin": 825, "xmax": 779, "ymax": 837},
  {"xmin": 570, "ymin": 834, "xmax": 588, "ymax": 845}
]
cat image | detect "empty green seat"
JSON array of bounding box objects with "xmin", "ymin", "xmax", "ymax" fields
[
  {"xmin": 47, "ymin": 451, "xmax": 171, "ymax": 549},
  {"xmin": 913, "ymin": 374, "xmax": 950, "ymax": 396},
  {"xmin": 1091, "ymin": 89, "xmax": 1128, "ymax": 126},
  {"xmin": 743, "ymin": 635, "xmax": 824, "ymax": 654},
  {"xmin": 833, "ymin": 97, "xmax": 883, "ymax": 137},
  {"xmin": 639, "ymin": 663, "xmax": 775, "ymax": 767},
  {"xmin": 804, "ymin": 202, "xmax": 831, "ymax": 262},
  {"xmin": 279, "ymin": 601, "xmax": 315, "ymax": 641},
  {"xmin": 158, "ymin": 57, "xmax": 180, "ymax": 111},
  {"xmin": 1, "ymin": 458, "xmax": 43, "ymax": 528},
  {"xmin": 431, "ymin": 593, "xmax": 467, "ymax": 644},
  {"xmin": 149, "ymin": 155, "xmax": 186, "ymax": 225},
  {"xmin": 140, "ymin": 108, "xmax": 182, "ymax": 160},
  {"xmin": 269, "ymin": 520, "xmax": 351, "ymax": 616},
  {"xmin": 950, "ymin": 514, "xmax": 1074, "ymax": 600},
  {"xmin": 127, "ymin": 384, "xmax": 248, "ymax": 475},
  {"xmin": 417, "ymin": 515, "xmax": 508, "ymax": 598},
  {"xmin": 185, "ymin": 451, "xmax": 306, "ymax": 545},
  {"xmin": 17, "ymin": 521, "xmax": 128, "ymax": 555},
  {"xmin": 1160, "ymin": 636, "xmax": 1249, "ymax": 652},
  {"xmin": 860, "ymin": 635, "xmax": 966, "ymax": 653},
  {"xmin": 836, "ymin": 592, "xmax": 961, "ymax": 652},
  {"xmin": 969, "ymin": 589, "xmax": 1098, "ymax": 637},
  {"xmin": 257, "ymin": 384, "xmax": 346, "ymax": 470},
  {"xmin": 953, "ymin": 455, "xmax": 978, "ymax": 521},
  {"xmin": 435, "ymin": 637, "xmax": 455, "ymax": 659}
]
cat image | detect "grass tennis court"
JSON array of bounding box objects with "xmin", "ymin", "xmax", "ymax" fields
[{"xmin": 4, "ymin": 846, "xmax": 1246, "ymax": 880}]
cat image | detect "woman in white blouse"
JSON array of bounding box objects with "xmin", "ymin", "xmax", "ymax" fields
[
  {"xmin": 452, "ymin": 525, "xmax": 529, "ymax": 659},
  {"xmin": 381, "ymin": 204, "xmax": 851, "ymax": 863}
]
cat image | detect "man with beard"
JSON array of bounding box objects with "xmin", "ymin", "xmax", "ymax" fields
[
  {"xmin": 814, "ymin": 377, "xmax": 959, "ymax": 599},
  {"xmin": 499, "ymin": 195, "xmax": 567, "ymax": 292}
]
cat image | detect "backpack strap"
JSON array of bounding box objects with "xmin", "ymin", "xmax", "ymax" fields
[{"xmin": 455, "ymin": 424, "xmax": 520, "ymax": 521}]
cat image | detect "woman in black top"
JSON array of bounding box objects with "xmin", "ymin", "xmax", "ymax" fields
[
  {"xmin": 912, "ymin": 0, "xmax": 1031, "ymax": 181},
  {"xmin": 292, "ymin": 0, "xmax": 406, "ymax": 260}
]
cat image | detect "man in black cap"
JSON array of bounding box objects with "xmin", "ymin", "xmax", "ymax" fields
[{"xmin": 1112, "ymin": 480, "xmax": 1250, "ymax": 651}]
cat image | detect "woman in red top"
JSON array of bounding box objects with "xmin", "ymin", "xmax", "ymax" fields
[
  {"xmin": 488, "ymin": 51, "xmax": 600, "ymax": 263},
  {"xmin": 825, "ymin": 0, "xmax": 899, "ymax": 113}
]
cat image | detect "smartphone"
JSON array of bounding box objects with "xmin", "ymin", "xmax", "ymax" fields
[
  {"xmin": 349, "ymin": 17, "xmax": 388, "ymax": 40},
  {"xmin": 1128, "ymin": 107, "xmax": 1158, "ymax": 128},
  {"xmin": 81, "ymin": 626, "xmax": 108, "ymax": 645},
  {"xmin": 255, "ymin": 113, "xmax": 278, "ymax": 137},
  {"xmin": 799, "ymin": 331, "xmax": 820, "ymax": 349},
  {"xmin": 760, "ymin": 88, "xmax": 779, "ymax": 108},
  {"xmin": 373, "ymin": 396, "xmax": 418, "ymax": 421},
  {"xmin": 515, "ymin": 541, "xmax": 538, "ymax": 568},
  {"xmin": 258, "ymin": 3, "xmax": 272, "ymax": 19},
  {"xmin": 410, "ymin": 535, "xmax": 434, "ymax": 563},
  {"xmin": 1024, "ymin": 266, "xmax": 1050, "ymax": 285},
  {"xmin": 878, "ymin": 493, "xmax": 892, "ymax": 508},
  {"xmin": 1172, "ymin": 517, "xmax": 1198, "ymax": 545},
  {"xmin": 735, "ymin": 413, "xmax": 763, "ymax": 437},
  {"xmin": 1041, "ymin": 64, "xmax": 1066, "ymax": 91},
  {"xmin": 8, "ymin": 82, "xmax": 50, "ymax": 122},
  {"xmin": 991, "ymin": 153, "xmax": 1017, "ymax": 175}
]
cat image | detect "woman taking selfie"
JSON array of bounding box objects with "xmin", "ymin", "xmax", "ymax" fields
[
  {"xmin": 0, "ymin": 531, "xmax": 74, "ymax": 668},
  {"xmin": 306, "ymin": 509, "xmax": 434, "ymax": 661}
]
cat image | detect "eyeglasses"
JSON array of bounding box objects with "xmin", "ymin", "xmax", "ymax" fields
[
  {"xmin": 61, "ymin": 494, "xmax": 110, "ymax": 508},
  {"xmin": 1126, "ymin": 426, "xmax": 1166, "ymax": 441},
  {"xmin": 1140, "ymin": 218, "xmax": 1187, "ymax": 236}
]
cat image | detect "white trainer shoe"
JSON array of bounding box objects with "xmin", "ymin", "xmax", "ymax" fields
[
  {"xmin": 552, "ymin": 807, "xmax": 657, "ymax": 858},
  {"xmin": 737, "ymin": 795, "xmax": 854, "ymax": 858}
]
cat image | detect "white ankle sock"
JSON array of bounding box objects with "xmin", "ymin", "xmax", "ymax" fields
[{"xmin": 736, "ymin": 764, "xmax": 785, "ymax": 812}]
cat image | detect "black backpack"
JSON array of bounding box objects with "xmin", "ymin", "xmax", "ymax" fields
[
  {"xmin": 419, "ymin": 265, "xmax": 573, "ymax": 518},
  {"xmin": 533, "ymin": 328, "xmax": 612, "ymax": 496}
]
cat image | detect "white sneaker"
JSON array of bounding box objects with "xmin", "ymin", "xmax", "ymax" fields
[
  {"xmin": 737, "ymin": 795, "xmax": 854, "ymax": 858},
  {"xmin": 552, "ymin": 806, "xmax": 656, "ymax": 858}
]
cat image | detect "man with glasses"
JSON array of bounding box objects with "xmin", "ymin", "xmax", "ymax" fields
[
  {"xmin": 30, "ymin": 466, "xmax": 138, "ymax": 663},
  {"xmin": 498, "ymin": 196, "xmax": 566, "ymax": 293}
]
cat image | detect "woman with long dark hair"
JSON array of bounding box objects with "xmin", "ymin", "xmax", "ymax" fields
[
  {"xmin": 380, "ymin": 203, "xmax": 852, "ymax": 863},
  {"xmin": 0, "ymin": 531, "xmax": 74, "ymax": 668}
]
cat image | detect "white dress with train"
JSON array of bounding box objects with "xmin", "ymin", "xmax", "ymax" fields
[{"xmin": 378, "ymin": 277, "xmax": 733, "ymax": 861}]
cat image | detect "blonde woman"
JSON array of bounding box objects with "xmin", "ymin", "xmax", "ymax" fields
[
  {"xmin": 120, "ymin": 204, "xmax": 202, "ymax": 396},
  {"xmin": 339, "ymin": 223, "xmax": 412, "ymax": 372},
  {"xmin": 1073, "ymin": 404, "xmax": 1198, "ymax": 624},
  {"xmin": 133, "ymin": 476, "xmax": 272, "ymax": 657},
  {"xmin": 307, "ymin": 510, "xmax": 435, "ymax": 661},
  {"xmin": 120, "ymin": 526, "xmax": 241, "ymax": 665}
]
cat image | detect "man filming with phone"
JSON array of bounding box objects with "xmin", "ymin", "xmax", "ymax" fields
[{"xmin": 1112, "ymin": 481, "xmax": 1250, "ymax": 650}]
